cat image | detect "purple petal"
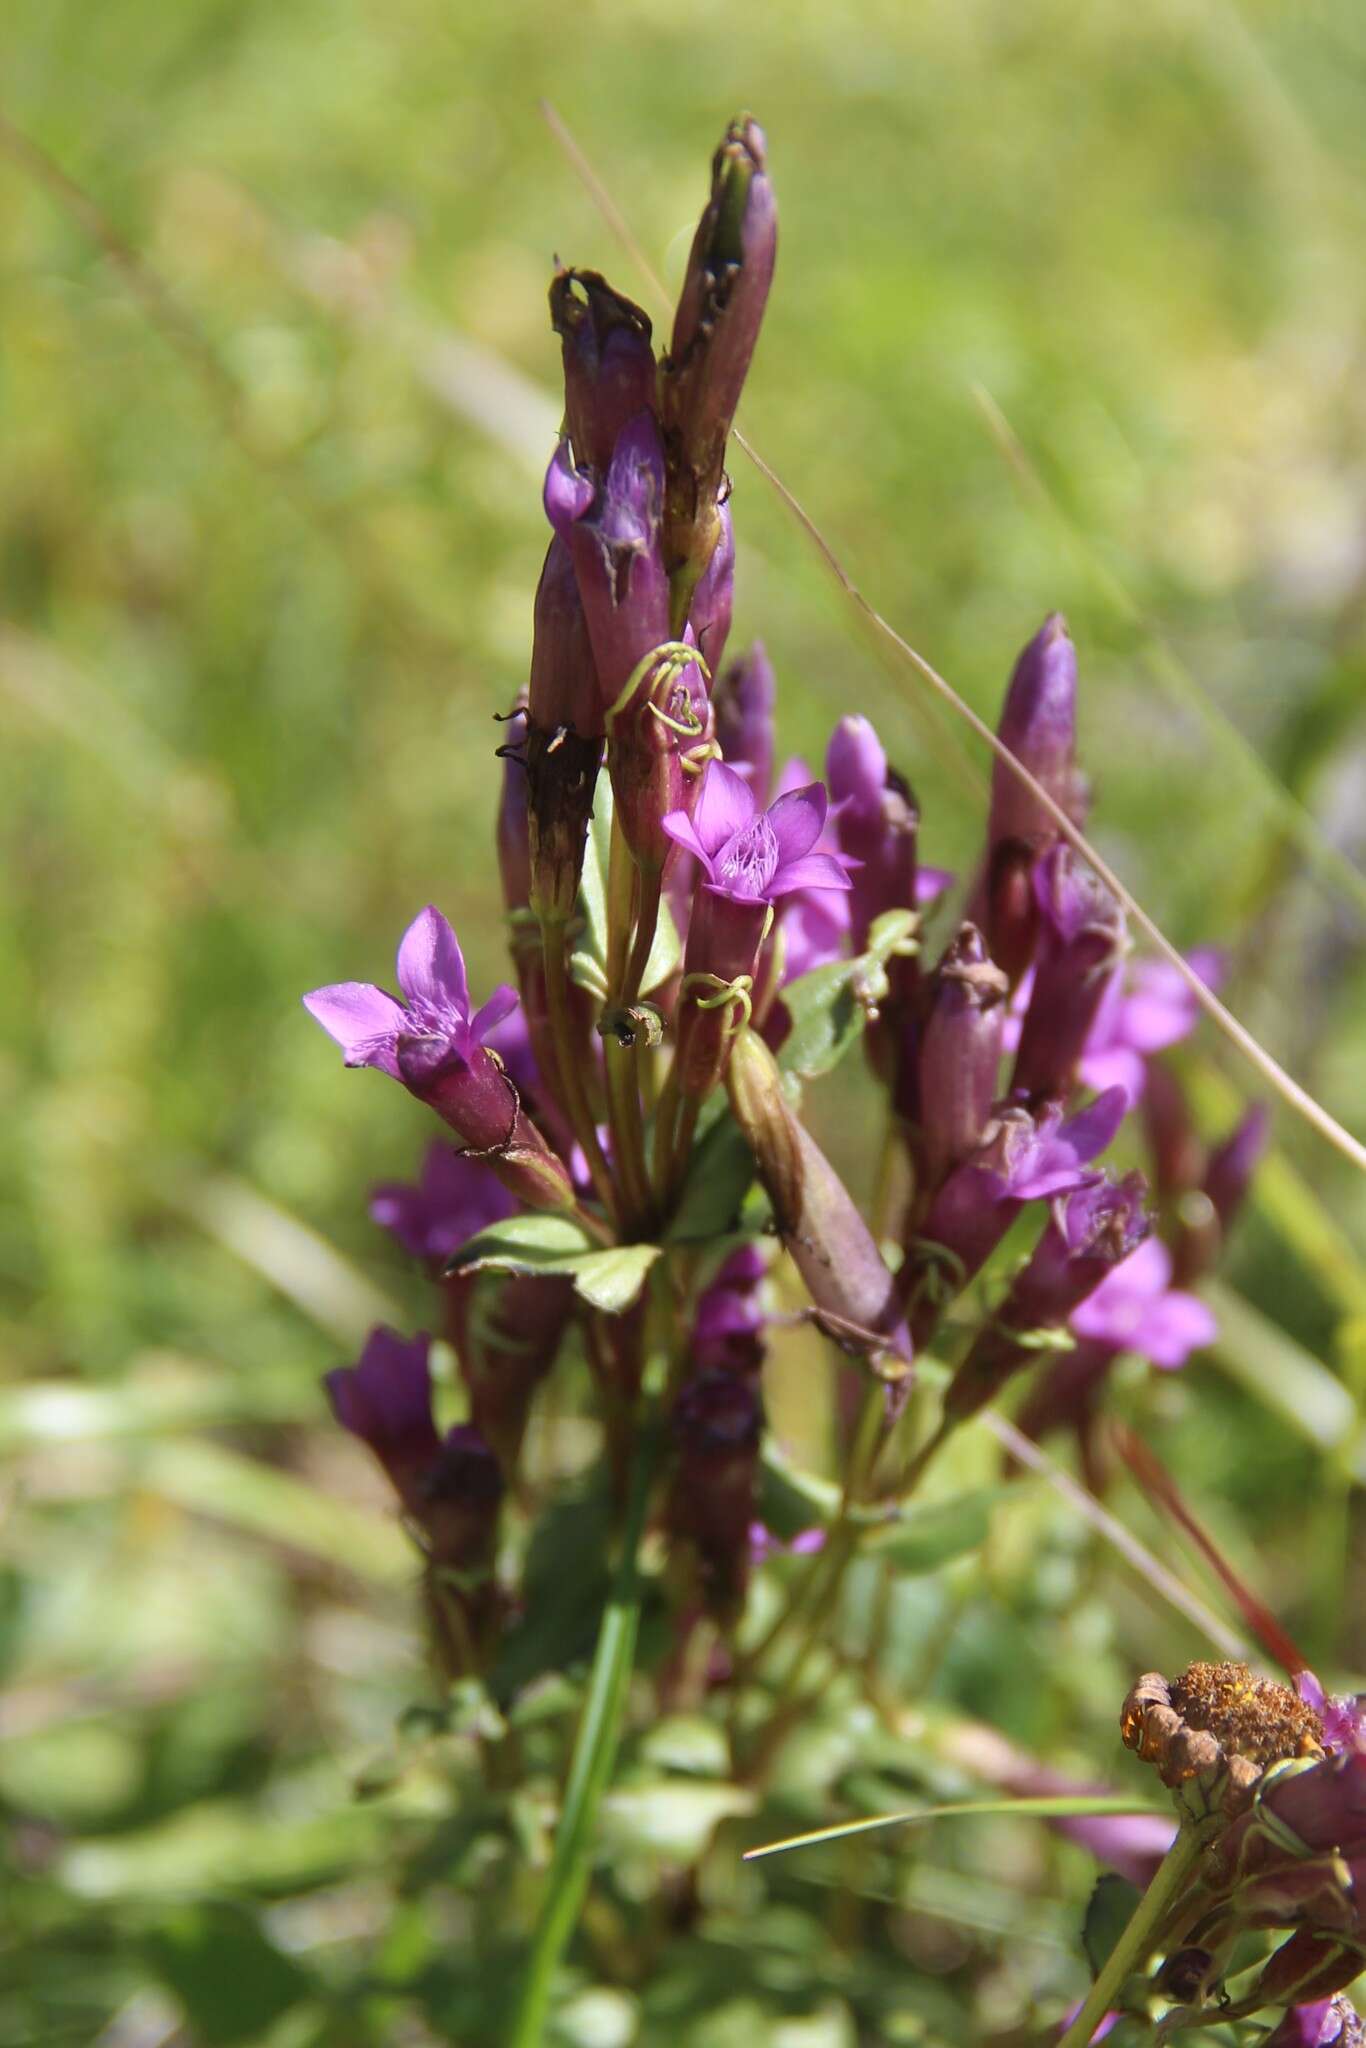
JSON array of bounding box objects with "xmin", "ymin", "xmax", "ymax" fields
[
  {"xmin": 302, "ymin": 982, "xmax": 405, "ymax": 1075},
  {"xmin": 661, "ymin": 807, "xmax": 714, "ymax": 874},
  {"xmin": 396, "ymin": 907, "xmax": 469, "ymax": 1018},
  {"xmin": 826, "ymin": 715, "xmax": 886, "ymax": 817},
  {"xmin": 543, "ymin": 441, "xmax": 596, "ymax": 532},
  {"xmin": 1079, "ymin": 1045, "xmax": 1148, "ymax": 1105},
  {"xmin": 470, "ymin": 984, "xmax": 520, "ymax": 1043},
  {"xmin": 917, "ymin": 865, "xmax": 954, "ymax": 904},
  {"xmin": 767, "ymin": 781, "xmax": 828, "ymax": 866},
  {"xmin": 691, "ymin": 759, "xmax": 758, "ymax": 858},
  {"xmin": 1135, "ymin": 1290, "xmax": 1219, "ymax": 1368},
  {"xmin": 768, "ymin": 851, "xmax": 853, "ymax": 899}
]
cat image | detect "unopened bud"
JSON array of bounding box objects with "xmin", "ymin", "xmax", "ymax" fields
[
  {"xmin": 917, "ymin": 924, "xmax": 1009, "ymax": 1191},
  {"xmin": 550, "ymin": 267, "xmax": 656, "ymax": 475}
]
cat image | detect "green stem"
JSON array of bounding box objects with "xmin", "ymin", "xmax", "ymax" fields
[
  {"xmin": 505, "ymin": 1416, "xmax": 659, "ymax": 2048},
  {"xmin": 540, "ymin": 918, "xmax": 618, "ymax": 1222},
  {"xmin": 604, "ymin": 1035, "xmax": 653, "ymax": 1232},
  {"xmin": 1056, "ymin": 1825, "xmax": 1204, "ymax": 2048},
  {"xmin": 621, "ymin": 863, "xmax": 662, "ymax": 1006}
]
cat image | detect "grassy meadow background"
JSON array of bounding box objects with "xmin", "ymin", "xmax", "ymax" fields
[{"xmin": 2, "ymin": 0, "xmax": 1365, "ymax": 2041}]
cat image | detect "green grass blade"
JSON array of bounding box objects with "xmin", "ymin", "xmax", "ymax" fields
[
  {"xmin": 505, "ymin": 1418, "xmax": 658, "ymax": 2048},
  {"xmin": 743, "ymin": 1795, "xmax": 1169, "ymax": 1861}
]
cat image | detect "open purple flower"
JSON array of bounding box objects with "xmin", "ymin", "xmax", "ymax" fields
[
  {"xmin": 1080, "ymin": 948, "xmax": 1225, "ymax": 1103},
  {"xmin": 303, "ymin": 907, "xmax": 574, "ymax": 1212},
  {"xmin": 1266, "ymin": 2001, "xmax": 1365, "ymax": 2048},
  {"xmin": 1297, "ymin": 1672, "xmax": 1366, "ymax": 1757},
  {"xmin": 904, "ymin": 1089, "xmax": 1128, "ymax": 1348},
  {"xmin": 1069, "ymin": 1236, "xmax": 1217, "ymax": 1369},
  {"xmin": 665, "ymin": 763, "xmax": 850, "ymax": 1099},
  {"xmin": 663, "ymin": 758, "xmax": 850, "ymax": 904},
  {"xmin": 370, "ymin": 1142, "xmax": 516, "ymax": 1266}
]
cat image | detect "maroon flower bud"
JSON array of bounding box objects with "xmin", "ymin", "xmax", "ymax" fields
[
  {"xmin": 941, "ymin": 1171, "xmax": 1149, "ymax": 1426},
  {"xmin": 1012, "ymin": 847, "xmax": 1127, "ymax": 1101},
  {"xmin": 917, "ymin": 924, "xmax": 1009, "ymax": 1192},
  {"xmin": 522, "ymin": 534, "xmax": 606, "ymax": 925},
  {"xmin": 556, "ymin": 416, "xmax": 672, "ymax": 715},
  {"xmin": 550, "ymin": 267, "xmax": 656, "ymax": 475},
  {"xmin": 660, "ymin": 115, "xmax": 777, "ymax": 624},
  {"xmin": 1255, "ymin": 1929, "xmax": 1365, "ymax": 2011},
  {"xmin": 714, "ymin": 640, "xmax": 776, "ymax": 800},
  {"xmin": 608, "ymin": 640, "xmax": 714, "ymax": 876},
  {"xmin": 981, "ymin": 838, "xmax": 1039, "ymax": 993},
  {"xmin": 688, "ymin": 498, "xmax": 735, "ymax": 676},
  {"xmin": 451, "ymin": 1272, "xmax": 575, "ymax": 1476},
  {"xmin": 666, "ymin": 1369, "xmax": 764, "ymax": 1620},
  {"xmin": 325, "ymin": 1326, "xmax": 441, "ymax": 1513},
  {"xmin": 726, "ymin": 1028, "xmax": 912, "ymax": 1387},
  {"xmin": 1141, "ymin": 1061, "xmax": 1206, "ymax": 1206},
  {"xmin": 826, "ymin": 715, "xmax": 922, "ymax": 954},
  {"xmin": 418, "ymin": 1421, "xmax": 504, "ymax": 1572}
]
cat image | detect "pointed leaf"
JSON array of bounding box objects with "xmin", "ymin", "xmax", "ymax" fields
[
  {"xmin": 744, "ymin": 1796, "xmax": 1168, "ymax": 1861},
  {"xmin": 779, "ymin": 908, "xmax": 917, "ymax": 1081},
  {"xmin": 449, "ymin": 1214, "xmax": 660, "ymax": 1314},
  {"xmin": 1083, "ymin": 1874, "xmax": 1144, "ymax": 1981}
]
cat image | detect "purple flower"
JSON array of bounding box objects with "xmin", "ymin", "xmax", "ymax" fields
[
  {"xmin": 667, "ymin": 1369, "xmax": 765, "ymax": 1619},
  {"xmin": 989, "ymin": 612, "xmax": 1082, "ymax": 855},
  {"xmin": 370, "ymin": 1142, "xmax": 516, "ymax": 1265},
  {"xmin": 663, "ymin": 759, "xmax": 850, "ymax": 905},
  {"xmin": 1266, "ymin": 1999, "xmax": 1365, "ymax": 2047},
  {"xmin": 325, "ymin": 1326, "xmax": 440, "ymax": 1507},
  {"xmin": 1069, "ymin": 1236, "xmax": 1217, "ymax": 1369},
  {"xmin": 1204, "ymin": 1103, "xmax": 1269, "ymax": 1234},
  {"xmin": 1079, "ymin": 948, "xmax": 1225, "ymax": 1103},
  {"xmin": 304, "ymin": 906, "xmax": 515, "ymax": 1083},
  {"xmin": 779, "ymin": 886, "xmax": 851, "ymax": 984},
  {"xmin": 554, "ymin": 415, "xmax": 672, "ymax": 714},
  {"xmin": 1297, "ymin": 1673, "xmax": 1366, "ymax": 1757},
  {"xmin": 714, "ymin": 640, "xmax": 777, "ymax": 801},
  {"xmin": 303, "ymin": 908, "xmax": 574, "ymax": 1212},
  {"xmin": 748, "ymin": 1521, "xmax": 827, "ymax": 1562},
  {"xmin": 905, "ymin": 1089, "xmax": 1129, "ymax": 1348},
  {"xmin": 693, "ymin": 1243, "xmax": 768, "ymax": 1375},
  {"xmin": 942, "ymin": 1170, "xmax": 1151, "ymax": 1427},
  {"xmin": 1011, "ymin": 847, "xmax": 1127, "ymax": 1102}
]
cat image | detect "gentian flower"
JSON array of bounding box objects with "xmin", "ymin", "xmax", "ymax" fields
[
  {"xmin": 1012, "ymin": 847, "xmax": 1127, "ymax": 1102},
  {"xmin": 370, "ymin": 1142, "xmax": 516, "ymax": 1266},
  {"xmin": 660, "ymin": 115, "xmax": 776, "ymax": 623},
  {"xmin": 905, "ymin": 1089, "xmax": 1128, "ymax": 1348},
  {"xmin": 1069, "ymin": 1236, "xmax": 1217, "ymax": 1368},
  {"xmin": 303, "ymin": 906, "xmax": 575, "ymax": 1212},
  {"xmin": 942, "ymin": 1171, "xmax": 1150, "ymax": 1428},
  {"xmin": 1297, "ymin": 1673, "xmax": 1366, "ymax": 1757},
  {"xmin": 326, "ymin": 1326, "xmax": 441, "ymax": 1510},
  {"xmin": 663, "ymin": 761, "xmax": 850, "ymax": 1099},
  {"xmin": 523, "ymin": 534, "xmax": 605, "ymax": 920},
  {"xmin": 689, "ymin": 498, "xmax": 734, "ymax": 675}
]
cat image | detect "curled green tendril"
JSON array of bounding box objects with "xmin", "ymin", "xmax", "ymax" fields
[
  {"xmin": 605, "ymin": 640, "xmax": 710, "ymax": 730},
  {"xmin": 681, "ymin": 969, "xmax": 754, "ymax": 1039}
]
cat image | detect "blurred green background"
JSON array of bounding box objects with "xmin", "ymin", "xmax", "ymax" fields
[{"xmin": 3, "ymin": 0, "xmax": 1365, "ymax": 2042}]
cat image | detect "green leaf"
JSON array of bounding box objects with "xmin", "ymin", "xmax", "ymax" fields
[
  {"xmin": 579, "ymin": 773, "xmax": 615, "ymax": 972},
  {"xmin": 142, "ymin": 1902, "xmax": 314, "ymax": 2047},
  {"xmin": 665, "ymin": 1109, "xmax": 757, "ymax": 1243},
  {"xmin": 448, "ymin": 1213, "xmax": 661, "ymax": 1313},
  {"xmin": 758, "ymin": 1443, "xmax": 842, "ymax": 1539},
  {"xmin": 857, "ymin": 1485, "xmax": 1012, "ymax": 1571},
  {"xmin": 1083, "ymin": 1874, "xmax": 1144, "ymax": 1982},
  {"xmin": 779, "ymin": 908, "xmax": 917, "ymax": 1082}
]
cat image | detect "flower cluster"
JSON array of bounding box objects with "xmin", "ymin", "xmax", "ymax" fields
[{"xmin": 296, "ymin": 121, "xmax": 1295, "ymax": 2040}]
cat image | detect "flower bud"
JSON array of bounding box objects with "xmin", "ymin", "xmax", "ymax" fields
[
  {"xmin": 608, "ymin": 641, "xmax": 714, "ymax": 875},
  {"xmin": 917, "ymin": 923, "xmax": 1009, "ymax": 1191},
  {"xmin": 1254, "ymin": 1929, "xmax": 1364, "ymax": 2011},
  {"xmin": 325, "ymin": 1326, "xmax": 441, "ymax": 1513},
  {"xmin": 522, "ymin": 534, "xmax": 606, "ymax": 924},
  {"xmin": 1204, "ymin": 1104, "xmax": 1269, "ymax": 1238},
  {"xmin": 989, "ymin": 613, "xmax": 1081, "ymax": 855},
  {"xmin": 726, "ymin": 1029, "xmax": 912, "ymax": 1383},
  {"xmin": 452, "ymin": 1272, "xmax": 575, "ymax": 1475},
  {"xmin": 689, "ymin": 498, "xmax": 735, "ymax": 676},
  {"xmin": 714, "ymin": 640, "xmax": 776, "ymax": 800},
  {"xmin": 1012, "ymin": 847, "xmax": 1127, "ymax": 1101},
  {"xmin": 550, "ymin": 267, "xmax": 656, "ymax": 475},
  {"xmin": 666, "ymin": 1369, "xmax": 764, "ymax": 1620},
  {"xmin": 560, "ymin": 413, "xmax": 673, "ymax": 714},
  {"xmin": 660, "ymin": 115, "xmax": 776, "ymax": 625}
]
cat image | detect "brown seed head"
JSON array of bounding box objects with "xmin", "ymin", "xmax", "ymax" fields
[{"xmin": 1122, "ymin": 1662, "xmax": 1325, "ymax": 1798}]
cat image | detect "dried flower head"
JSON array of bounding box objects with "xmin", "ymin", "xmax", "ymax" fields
[{"xmin": 1122, "ymin": 1661, "xmax": 1324, "ymax": 1797}]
